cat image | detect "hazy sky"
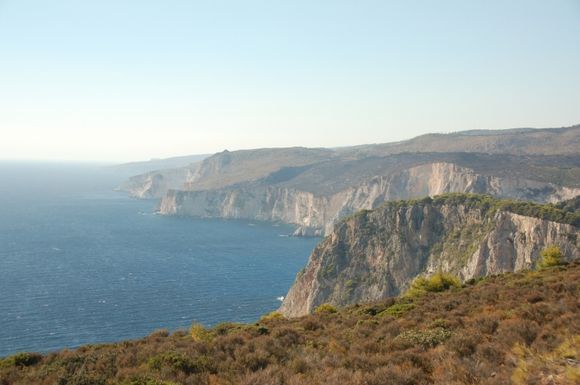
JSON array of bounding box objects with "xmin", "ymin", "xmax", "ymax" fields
[{"xmin": 0, "ymin": 0, "xmax": 579, "ymax": 162}]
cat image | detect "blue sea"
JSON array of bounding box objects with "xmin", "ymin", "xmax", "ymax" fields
[{"xmin": 0, "ymin": 162, "xmax": 319, "ymax": 357}]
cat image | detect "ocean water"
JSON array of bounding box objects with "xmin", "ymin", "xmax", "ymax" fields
[{"xmin": 0, "ymin": 162, "xmax": 319, "ymax": 357}]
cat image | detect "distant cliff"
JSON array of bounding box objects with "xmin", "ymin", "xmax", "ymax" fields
[
  {"xmin": 119, "ymin": 125, "xmax": 580, "ymax": 234},
  {"xmin": 159, "ymin": 161, "xmax": 579, "ymax": 236},
  {"xmin": 280, "ymin": 194, "xmax": 580, "ymax": 317}
]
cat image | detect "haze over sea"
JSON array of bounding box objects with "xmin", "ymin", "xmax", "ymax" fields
[{"xmin": 0, "ymin": 162, "xmax": 319, "ymax": 357}]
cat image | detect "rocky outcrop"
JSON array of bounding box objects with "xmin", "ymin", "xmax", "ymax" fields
[
  {"xmin": 279, "ymin": 195, "xmax": 579, "ymax": 317},
  {"xmin": 159, "ymin": 162, "xmax": 580, "ymax": 235},
  {"xmin": 119, "ymin": 167, "xmax": 192, "ymax": 199}
]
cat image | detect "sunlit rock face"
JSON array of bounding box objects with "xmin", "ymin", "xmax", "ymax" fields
[{"xmin": 280, "ymin": 196, "xmax": 579, "ymax": 317}]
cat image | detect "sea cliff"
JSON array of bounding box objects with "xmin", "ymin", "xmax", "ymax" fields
[
  {"xmin": 159, "ymin": 162, "xmax": 579, "ymax": 236},
  {"xmin": 280, "ymin": 194, "xmax": 580, "ymax": 317}
]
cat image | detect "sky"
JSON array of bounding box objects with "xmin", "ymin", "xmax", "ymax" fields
[{"xmin": 0, "ymin": 0, "xmax": 579, "ymax": 162}]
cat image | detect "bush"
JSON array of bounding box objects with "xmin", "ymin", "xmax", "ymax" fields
[
  {"xmin": 537, "ymin": 245, "xmax": 565, "ymax": 269},
  {"xmin": 190, "ymin": 322, "xmax": 213, "ymax": 342},
  {"xmin": 260, "ymin": 311, "xmax": 285, "ymax": 322},
  {"xmin": 314, "ymin": 303, "xmax": 337, "ymax": 314},
  {"xmin": 121, "ymin": 377, "xmax": 180, "ymax": 385},
  {"xmin": 0, "ymin": 352, "xmax": 42, "ymax": 367},
  {"xmin": 380, "ymin": 302, "xmax": 414, "ymax": 317},
  {"xmin": 148, "ymin": 352, "xmax": 213, "ymax": 374},
  {"xmin": 395, "ymin": 327, "xmax": 452, "ymax": 348},
  {"xmin": 213, "ymin": 322, "xmax": 246, "ymax": 336},
  {"xmin": 448, "ymin": 332, "xmax": 481, "ymax": 357},
  {"xmin": 405, "ymin": 272, "xmax": 461, "ymax": 298}
]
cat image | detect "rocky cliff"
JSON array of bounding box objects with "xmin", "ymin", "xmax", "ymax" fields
[
  {"xmin": 120, "ymin": 126, "xmax": 580, "ymax": 234},
  {"xmin": 120, "ymin": 167, "xmax": 193, "ymax": 198},
  {"xmin": 159, "ymin": 161, "xmax": 580, "ymax": 236},
  {"xmin": 279, "ymin": 194, "xmax": 579, "ymax": 317}
]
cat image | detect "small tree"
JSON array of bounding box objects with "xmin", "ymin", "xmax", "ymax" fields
[
  {"xmin": 405, "ymin": 272, "xmax": 461, "ymax": 298},
  {"xmin": 315, "ymin": 303, "xmax": 337, "ymax": 314},
  {"xmin": 190, "ymin": 323, "xmax": 213, "ymax": 342},
  {"xmin": 537, "ymin": 245, "xmax": 565, "ymax": 269}
]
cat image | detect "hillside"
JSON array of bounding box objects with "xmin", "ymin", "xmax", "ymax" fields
[
  {"xmin": 119, "ymin": 126, "xmax": 580, "ymax": 235},
  {"xmin": 2, "ymin": 263, "xmax": 579, "ymax": 385},
  {"xmin": 344, "ymin": 124, "xmax": 580, "ymax": 157},
  {"xmin": 280, "ymin": 194, "xmax": 580, "ymax": 316}
]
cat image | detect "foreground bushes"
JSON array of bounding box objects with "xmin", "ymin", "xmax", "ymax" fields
[{"xmin": 2, "ymin": 263, "xmax": 579, "ymax": 385}]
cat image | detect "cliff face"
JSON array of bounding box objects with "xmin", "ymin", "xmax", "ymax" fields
[
  {"xmin": 120, "ymin": 126, "xmax": 580, "ymax": 236},
  {"xmin": 159, "ymin": 162, "xmax": 579, "ymax": 235},
  {"xmin": 119, "ymin": 167, "xmax": 193, "ymax": 199},
  {"xmin": 279, "ymin": 195, "xmax": 579, "ymax": 317}
]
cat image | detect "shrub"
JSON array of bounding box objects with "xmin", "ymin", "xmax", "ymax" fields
[
  {"xmin": 537, "ymin": 245, "xmax": 565, "ymax": 269},
  {"xmin": 302, "ymin": 318, "xmax": 323, "ymax": 331},
  {"xmin": 121, "ymin": 378, "xmax": 180, "ymax": 385},
  {"xmin": 395, "ymin": 327, "xmax": 452, "ymax": 348},
  {"xmin": 0, "ymin": 352, "xmax": 42, "ymax": 367},
  {"xmin": 448, "ymin": 332, "xmax": 481, "ymax": 357},
  {"xmin": 148, "ymin": 352, "xmax": 213, "ymax": 374},
  {"xmin": 148, "ymin": 329, "xmax": 169, "ymax": 339},
  {"xmin": 314, "ymin": 303, "xmax": 337, "ymax": 314},
  {"xmin": 405, "ymin": 272, "xmax": 461, "ymax": 298},
  {"xmin": 213, "ymin": 322, "xmax": 245, "ymax": 336},
  {"xmin": 260, "ymin": 311, "xmax": 285, "ymax": 322},
  {"xmin": 379, "ymin": 302, "xmax": 414, "ymax": 317},
  {"xmin": 190, "ymin": 322, "xmax": 213, "ymax": 342}
]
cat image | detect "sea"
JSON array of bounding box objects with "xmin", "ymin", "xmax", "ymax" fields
[{"xmin": 0, "ymin": 162, "xmax": 319, "ymax": 357}]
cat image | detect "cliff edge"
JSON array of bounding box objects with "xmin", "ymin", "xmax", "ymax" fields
[{"xmin": 280, "ymin": 194, "xmax": 580, "ymax": 317}]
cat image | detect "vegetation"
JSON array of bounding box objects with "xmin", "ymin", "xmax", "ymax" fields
[
  {"xmin": 437, "ymin": 193, "xmax": 580, "ymax": 226},
  {"xmin": 380, "ymin": 301, "xmax": 414, "ymax": 317},
  {"xmin": 313, "ymin": 303, "xmax": 337, "ymax": 314},
  {"xmin": 537, "ymin": 245, "xmax": 566, "ymax": 269},
  {"xmin": 373, "ymin": 193, "xmax": 580, "ymax": 226},
  {"xmin": 189, "ymin": 323, "xmax": 213, "ymax": 343},
  {"xmin": 0, "ymin": 353, "xmax": 42, "ymax": 368},
  {"xmin": 260, "ymin": 312, "xmax": 285, "ymax": 322},
  {"xmin": 405, "ymin": 271, "xmax": 461, "ymax": 298},
  {"xmin": 2, "ymin": 262, "xmax": 579, "ymax": 384}
]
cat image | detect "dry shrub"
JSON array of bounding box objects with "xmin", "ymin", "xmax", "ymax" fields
[
  {"xmin": 448, "ymin": 331, "xmax": 482, "ymax": 357},
  {"xmin": 497, "ymin": 319, "xmax": 540, "ymax": 347}
]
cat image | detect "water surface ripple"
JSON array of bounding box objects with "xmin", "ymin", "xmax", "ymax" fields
[{"xmin": 0, "ymin": 163, "xmax": 318, "ymax": 356}]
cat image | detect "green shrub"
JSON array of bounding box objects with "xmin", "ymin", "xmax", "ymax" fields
[
  {"xmin": 380, "ymin": 302, "xmax": 415, "ymax": 317},
  {"xmin": 260, "ymin": 311, "xmax": 285, "ymax": 322},
  {"xmin": 190, "ymin": 322, "xmax": 213, "ymax": 342},
  {"xmin": 0, "ymin": 352, "xmax": 42, "ymax": 368},
  {"xmin": 396, "ymin": 327, "xmax": 452, "ymax": 348},
  {"xmin": 405, "ymin": 272, "xmax": 461, "ymax": 298},
  {"xmin": 315, "ymin": 303, "xmax": 338, "ymax": 314},
  {"xmin": 537, "ymin": 245, "xmax": 565, "ymax": 269}
]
